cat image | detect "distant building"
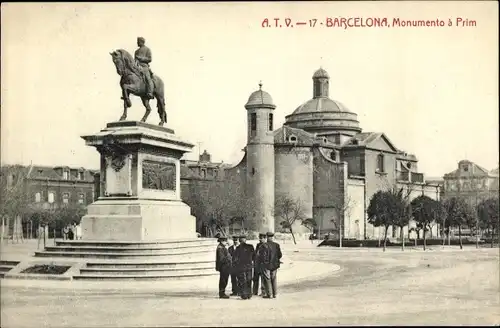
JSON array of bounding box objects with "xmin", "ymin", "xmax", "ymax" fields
[
  {"xmin": 442, "ymin": 160, "xmax": 499, "ymax": 207},
  {"xmin": 1, "ymin": 164, "xmax": 98, "ymax": 212},
  {"xmin": 175, "ymin": 68, "xmax": 441, "ymax": 240}
]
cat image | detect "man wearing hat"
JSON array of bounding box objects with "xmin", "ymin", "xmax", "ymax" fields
[
  {"xmin": 228, "ymin": 235, "xmax": 240, "ymax": 296},
  {"xmin": 253, "ymin": 233, "xmax": 269, "ymax": 297},
  {"xmin": 233, "ymin": 234, "xmax": 255, "ymax": 299},
  {"xmin": 262, "ymin": 232, "xmax": 282, "ymax": 299},
  {"xmin": 134, "ymin": 37, "xmax": 154, "ymax": 99},
  {"xmin": 215, "ymin": 236, "xmax": 231, "ymax": 299}
]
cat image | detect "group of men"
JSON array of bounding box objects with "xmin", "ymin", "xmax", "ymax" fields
[{"xmin": 215, "ymin": 232, "xmax": 282, "ymax": 300}]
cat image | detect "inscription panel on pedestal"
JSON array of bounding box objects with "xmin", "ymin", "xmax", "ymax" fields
[
  {"xmin": 142, "ymin": 160, "xmax": 176, "ymax": 191},
  {"xmin": 105, "ymin": 153, "xmax": 132, "ymax": 196}
]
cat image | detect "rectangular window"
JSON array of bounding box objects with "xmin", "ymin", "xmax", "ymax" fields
[
  {"xmin": 35, "ymin": 192, "xmax": 41, "ymax": 203},
  {"xmin": 78, "ymin": 193, "xmax": 85, "ymax": 204},
  {"xmin": 377, "ymin": 154, "xmax": 385, "ymax": 172},
  {"xmin": 250, "ymin": 113, "xmax": 257, "ymax": 132},
  {"xmin": 62, "ymin": 192, "xmax": 70, "ymax": 204},
  {"xmin": 48, "ymin": 192, "xmax": 55, "ymax": 204},
  {"xmin": 63, "ymin": 171, "xmax": 69, "ymax": 180},
  {"xmin": 78, "ymin": 172, "xmax": 84, "ymax": 180},
  {"xmin": 268, "ymin": 113, "xmax": 273, "ymax": 131}
]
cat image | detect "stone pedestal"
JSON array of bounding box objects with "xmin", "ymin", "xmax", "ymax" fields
[{"xmin": 80, "ymin": 121, "xmax": 196, "ymax": 241}]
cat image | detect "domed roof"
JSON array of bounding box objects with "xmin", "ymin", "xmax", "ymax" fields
[
  {"xmin": 292, "ymin": 97, "xmax": 351, "ymax": 115},
  {"xmin": 313, "ymin": 67, "xmax": 330, "ymax": 79},
  {"xmin": 284, "ymin": 67, "xmax": 361, "ymax": 136},
  {"xmin": 245, "ymin": 82, "xmax": 276, "ymax": 109}
]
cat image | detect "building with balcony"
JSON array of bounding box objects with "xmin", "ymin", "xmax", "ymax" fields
[{"xmin": 442, "ymin": 160, "xmax": 499, "ymax": 207}]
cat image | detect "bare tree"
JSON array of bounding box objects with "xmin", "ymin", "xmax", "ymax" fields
[
  {"xmin": 330, "ymin": 193, "xmax": 356, "ymax": 248},
  {"xmin": 185, "ymin": 180, "xmax": 252, "ymax": 238},
  {"xmin": 273, "ymin": 193, "xmax": 307, "ymax": 245}
]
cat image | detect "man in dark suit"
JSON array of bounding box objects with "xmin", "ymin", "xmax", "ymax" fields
[
  {"xmin": 253, "ymin": 233, "xmax": 268, "ymax": 297},
  {"xmin": 215, "ymin": 236, "xmax": 231, "ymax": 299},
  {"xmin": 262, "ymin": 232, "xmax": 282, "ymax": 299},
  {"xmin": 233, "ymin": 234, "xmax": 255, "ymax": 300},
  {"xmin": 228, "ymin": 235, "xmax": 240, "ymax": 296}
]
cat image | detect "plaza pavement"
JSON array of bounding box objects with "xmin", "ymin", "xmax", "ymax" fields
[{"xmin": 1, "ymin": 239, "xmax": 499, "ymax": 327}]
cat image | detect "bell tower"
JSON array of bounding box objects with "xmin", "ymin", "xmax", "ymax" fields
[{"xmin": 245, "ymin": 82, "xmax": 276, "ymax": 233}]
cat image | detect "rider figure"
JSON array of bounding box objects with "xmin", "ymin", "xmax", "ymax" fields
[{"xmin": 135, "ymin": 37, "xmax": 154, "ymax": 99}]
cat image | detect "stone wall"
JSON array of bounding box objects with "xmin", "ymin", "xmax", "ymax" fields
[
  {"xmin": 275, "ymin": 145, "xmax": 314, "ymax": 221},
  {"xmin": 346, "ymin": 178, "xmax": 365, "ymax": 239},
  {"xmin": 312, "ymin": 147, "xmax": 347, "ymax": 235},
  {"xmin": 363, "ymin": 148, "xmax": 398, "ymax": 239}
]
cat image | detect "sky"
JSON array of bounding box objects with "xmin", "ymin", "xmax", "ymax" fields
[{"xmin": 1, "ymin": 2, "xmax": 498, "ymax": 178}]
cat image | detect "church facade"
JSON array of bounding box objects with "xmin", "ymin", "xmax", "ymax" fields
[{"xmin": 180, "ymin": 68, "xmax": 441, "ymax": 240}]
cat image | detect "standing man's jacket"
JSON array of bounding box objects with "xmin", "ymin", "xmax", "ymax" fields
[
  {"xmin": 233, "ymin": 243, "xmax": 255, "ymax": 273},
  {"xmin": 254, "ymin": 242, "xmax": 268, "ymax": 269},
  {"xmin": 228, "ymin": 244, "xmax": 237, "ymax": 273},
  {"xmin": 215, "ymin": 244, "xmax": 232, "ymax": 272},
  {"xmin": 264, "ymin": 241, "xmax": 282, "ymax": 271}
]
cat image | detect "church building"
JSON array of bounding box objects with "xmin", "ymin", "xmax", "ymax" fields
[{"xmin": 180, "ymin": 68, "xmax": 441, "ymax": 240}]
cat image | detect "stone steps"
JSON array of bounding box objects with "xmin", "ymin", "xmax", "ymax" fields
[
  {"xmin": 54, "ymin": 239, "xmax": 217, "ymax": 248},
  {"xmin": 8, "ymin": 239, "xmax": 219, "ymax": 281},
  {"xmin": 85, "ymin": 260, "xmax": 214, "ymax": 269},
  {"xmin": 44, "ymin": 244, "xmax": 213, "ymax": 254},
  {"xmin": 73, "ymin": 271, "xmax": 217, "ymax": 281},
  {"xmin": 0, "ymin": 260, "xmax": 20, "ymax": 279},
  {"xmin": 34, "ymin": 249, "xmax": 213, "ymax": 260},
  {"xmin": 79, "ymin": 266, "xmax": 214, "ymax": 276}
]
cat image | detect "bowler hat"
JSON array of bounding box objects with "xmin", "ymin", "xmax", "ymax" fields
[
  {"xmin": 238, "ymin": 235, "xmax": 247, "ymax": 239},
  {"xmin": 232, "ymin": 235, "xmax": 239, "ymax": 240},
  {"xmin": 258, "ymin": 233, "xmax": 267, "ymax": 238},
  {"xmin": 266, "ymin": 232, "xmax": 275, "ymax": 237},
  {"xmin": 218, "ymin": 236, "xmax": 228, "ymax": 242}
]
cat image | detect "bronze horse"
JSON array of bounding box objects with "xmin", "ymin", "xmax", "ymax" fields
[{"xmin": 110, "ymin": 49, "xmax": 167, "ymax": 126}]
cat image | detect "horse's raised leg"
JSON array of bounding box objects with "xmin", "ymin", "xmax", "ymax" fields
[{"xmin": 140, "ymin": 97, "xmax": 152, "ymax": 123}]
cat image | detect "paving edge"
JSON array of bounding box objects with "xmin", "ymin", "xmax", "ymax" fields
[{"xmin": 0, "ymin": 261, "xmax": 340, "ymax": 293}]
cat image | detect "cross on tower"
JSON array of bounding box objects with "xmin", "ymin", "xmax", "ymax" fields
[{"xmin": 259, "ymin": 80, "xmax": 263, "ymax": 90}]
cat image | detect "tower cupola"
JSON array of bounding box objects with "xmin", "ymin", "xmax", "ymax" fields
[{"xmin": 312, "ymin": 67, "xmax": 330, "ymax": 98}]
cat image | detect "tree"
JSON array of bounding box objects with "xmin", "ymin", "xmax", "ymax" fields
[
  {"xmin": 0, "ymin": 165, "xmax": 30, "ymax": 243},
  {"xmin": 186, "ymin": 180, "xmax": 252, "ymax": 238},
  {"xmin": 274, "ymin": 193, "xmax": 307, "ymax": 245},
  {"xmin": 389, "ymin": 187, "xmax": 412, "ymax": 251},
  {"xmin": 301, "ymin": 218, "xmax": 317, "ymax": 232},
  {"xmin": 367, "ymin": 190, "xmax": 405, "ymax": 252},
  {"xmin": 442, "ymin": 197, "xmax": 475, "ymax": 249},
  {"xmin": 436, "ymin": 200, "xmax": 449, "ymax": 246},
  {"xmin": 411, "ymin": 195, "xmax": 440, "ymax": 251},
  {"xmin": 477, "ymin": 197, "xmax": 499, "ymax": 248}
]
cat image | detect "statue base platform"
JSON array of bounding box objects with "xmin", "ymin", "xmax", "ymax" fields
[
  {"xmin": 80, "ymin": 120, "xmax": 197, "ymax": 241},
  {"xmin": 81, "ymin": 198, "xmax": 196, "ymax": 241}
]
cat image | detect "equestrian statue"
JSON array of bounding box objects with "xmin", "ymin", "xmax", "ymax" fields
[{"xmin": 110, "ymin": 37, "xmax": 167, "ymax": 126}]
